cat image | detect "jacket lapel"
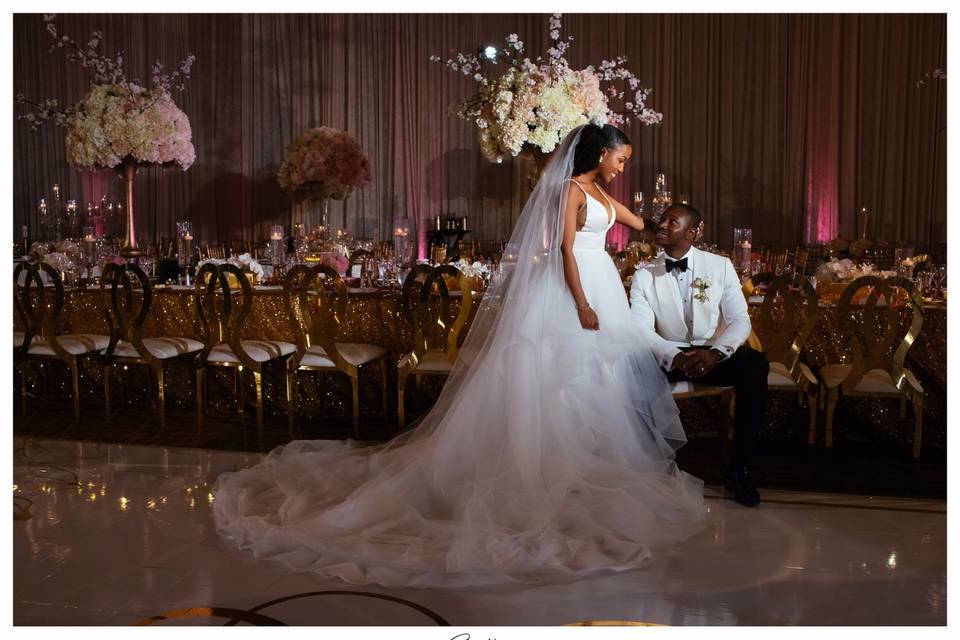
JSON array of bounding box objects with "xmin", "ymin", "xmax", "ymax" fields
[{"xmin": 689, "ymin": 248, "xmax": 712, "ymax": 338}]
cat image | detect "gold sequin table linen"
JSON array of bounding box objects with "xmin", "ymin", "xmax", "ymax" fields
[{"xmin": 13, "ymin": 287, "xmax": 946, "ymax": 448}]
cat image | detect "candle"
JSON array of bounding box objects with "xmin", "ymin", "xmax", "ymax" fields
[
  {"xmin": 270, "ymin": 224, "xmax": 284, "ymax": 241},
  {"xmin": 22, "ymin": 224, "xmax": 28, "ymax": 239}
]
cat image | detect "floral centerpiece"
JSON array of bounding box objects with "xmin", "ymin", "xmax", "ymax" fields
[
  {"xmin": 16, "ymin": 15, "xmax": 197, "ymax": 258},
  {"xmin": 814, "ymin": 258, "xmax": 899, "ymax": 305},
  {"xmin": 197, "ymin": 253, "xmax": 265, "ymax": 287},
  {"xmin": 277, "ymin": 127, "xmax": 370, "ymax": 236},
  {"xmin": 430, "ymin": 13, "xmax": 662, "ymax": 163},
  {"xmin": 277, "ymin": 127, "xmax": 370, "ymax": 202}
]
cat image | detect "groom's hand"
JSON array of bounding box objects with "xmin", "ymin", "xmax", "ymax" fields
[{"xmin": 682, "ymin": 350, "xmax": 720, "ymax": 378}]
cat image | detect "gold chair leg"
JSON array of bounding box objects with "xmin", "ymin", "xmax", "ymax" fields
[
  {"xmin": 236, "ymin": 367, "xmax": 244, "ymax": 415},
  {"xmin": 825, "ymin": 390, "xmax": 838, "ymax": 448},
  {"xmin": 286, "ymin": 370, "xmax": 296, "ymax": 437},
  {"xmin": 808, "ymin": 392, "xmax": 818, "ymax": 446},
  {"xmin": 253, "ymin": 370, "xmax": 264, "ymax": 432},
  {"xmin": 912, "ymin": 394, "xmax": 924, "ymax": 459},
  {"xmin": 103, "ymin": 364, "xmax": 112, "ymax": 421},
  {"xmin": 70, "ymin": 357, "xmax": 81, "ymax": 422},
  {"xmin": 351, "ymin": 375, "xmax": 360, "ymax": 439},
  {"xmin": 156, "ymin": 366, "xmax": 166, "ymax": 432}
]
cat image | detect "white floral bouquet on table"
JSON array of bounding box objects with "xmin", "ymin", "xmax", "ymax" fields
[
  {"xmin": 42, "ymin": 252, "xmax": 75, "ymax": 274},
  {"xmin": 15, "ymin": 15, "xmax": 196, "ymax": 171},
  {"xmin": 430, "ymin": 13, "xmax": 662, "ymax": 162},
  {"xmin": 197, "ymin": 254, "xmax": 265, "ymax": 283},
  {"xmin": 453, "ymin": 259, "xmax": 490, "ymax": 280},
  {"xmin": 277, "ymin": 127, "xmax": 371, "ymax": 202},
  {"xmin": 815, "ymin": 258, "xmax": 897, "ymax": 284}
]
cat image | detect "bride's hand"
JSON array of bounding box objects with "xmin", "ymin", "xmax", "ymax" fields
[{"xmin": 577, "ymin": 305, "xmax": 600, "ymax": 330}]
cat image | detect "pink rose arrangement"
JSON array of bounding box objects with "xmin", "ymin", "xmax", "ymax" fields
[
  {"xmin": 16, "ymin": 15, "xmax": 196, "ymax": 171},
  {"xmin": 277, "ymin": 127, "xmax": 371, "ymax": 202}
]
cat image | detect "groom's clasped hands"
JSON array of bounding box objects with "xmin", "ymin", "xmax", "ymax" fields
[{"xmin": 671, "ymin": 349, "xmax": 720, "ymax": 378}]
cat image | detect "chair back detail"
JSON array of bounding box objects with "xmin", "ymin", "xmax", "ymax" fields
[
  {"xmin": 836, "ymin": 275, "xmax": 924, "ymax": 395},
  {"xmin": 742, "ymin": 272, "xmax": 819, "ymax": 384},
  {"xmin": 14, "ymin": 262, "xmax": 67, "ymax": 357},
  {"xmin": 101, "ymin": 262, "xmax": 157, "ymax": 365},
  {"xmin": 194, "ymin": 262, "xmax": 257, "ymax": 369},
  {"xmin": 401, "ymin": 264, "xmax": 474, "ymax": 366},
  {"xmin": 283, "ymin": 263, "xmax": 352, "ymax": 372},
  {"xmin": 347, "ymin": 249, "xmax": 374, "ymax": 279}
]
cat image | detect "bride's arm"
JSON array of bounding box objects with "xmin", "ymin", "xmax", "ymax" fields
[
  {"xmin": 601, "ymin": 189, "xmax": 645, "ymax": 231},
  {"xmin": 560, "ymin": 184, "xmax": 599, "ymax": 330}
]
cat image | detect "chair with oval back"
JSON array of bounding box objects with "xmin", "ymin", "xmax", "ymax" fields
[
  {"xmin": 820, "ymin": 276, "xmax": 925, "ymax": 457},
  {"xmin": 347, "ymin": 249, "xmax": 374, "ymax": 281},
  {"xmin": 195, "ymin": 262, "xmax": 296, "ymax": 431},
  {"xmin": 14, "ymin": 261, "xmax": 110, "ymax": 421},
  {"xmin": 283, "ymin": 263, "xmax": 389, "ymax": 437},
  {"xmin": 742, "ymin": 272, "xmax": 822, "ymax": 445},
  {"xmin": 101, "ymin": 262, "xmax": 204, "ymax": 430},
  {"xmin": 396, "ymin": 264, "xmax": 474, "ymax": 430}
]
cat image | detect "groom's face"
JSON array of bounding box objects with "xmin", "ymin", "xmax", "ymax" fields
[{"xmin": 655, "ymin": 209, "xmax": 696, "ymax": 250}]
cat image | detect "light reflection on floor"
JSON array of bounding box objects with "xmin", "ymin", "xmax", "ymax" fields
[{"xmin": 13, "ymin": 437, "xmax": 946, "ymax": 626}]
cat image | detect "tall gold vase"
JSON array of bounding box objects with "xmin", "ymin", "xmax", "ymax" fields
[{"xmin": 118, "ymin": 157, "xmax": 142, "ymax": 259}]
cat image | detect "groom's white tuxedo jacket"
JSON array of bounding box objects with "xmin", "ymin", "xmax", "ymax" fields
[{"xmin": 629, "ymin": 246, "xmax": 752, "ymax": 371}]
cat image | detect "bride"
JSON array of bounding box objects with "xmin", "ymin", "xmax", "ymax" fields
[{"xmin": 213, "ymin": 123, "xmax": 705, "ymax": 588}]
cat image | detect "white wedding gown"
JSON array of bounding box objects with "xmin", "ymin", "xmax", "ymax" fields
[{"xmin": 212, "ymin": 184, "xmax": 705, "ymax": 588}]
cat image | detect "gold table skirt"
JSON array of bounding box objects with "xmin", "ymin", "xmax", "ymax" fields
[{"xmin": 13, "ymin": 289, "xmax": 946, "ymax": 448}]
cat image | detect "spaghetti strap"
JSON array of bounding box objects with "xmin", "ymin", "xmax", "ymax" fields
[{"xmin": 567, "ymin": 178, "xmax": 588, "ymax": 196}]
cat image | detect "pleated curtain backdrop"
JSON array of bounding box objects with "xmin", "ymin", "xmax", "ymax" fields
[{"xmin": 12, "ymin": 13, "xmax": 946, "ymax": 252}]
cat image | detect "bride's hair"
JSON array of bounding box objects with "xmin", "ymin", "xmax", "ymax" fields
[{"xmin": 571, "ymin": 123, "xmax": 631, "ymax": 176}]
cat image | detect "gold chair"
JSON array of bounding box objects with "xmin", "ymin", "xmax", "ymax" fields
[
  {"xmin": 347, "ymin": 249, "xmax": 374, "ymax": 281},
  {"xmin": 195, "ymin": 262, "xmax": 296, "ymax": 431},
  {"xmin": 14, "ymin": 262, "xmax": 109, "ymax": 421},
  {"xmin": 820, "ymin": 276, "xmax": 925, "ymax": 457},
  {"xmin": 397, "ymin": 264, "xmax": 474, "ymax": 429},
  {"xmin": 793, "ymin": 248, "xmax": 810, "ymax": 276},
  {"xmin": 100, "ymin": 262, "xmax": 204, "ymax": 430},
  {"xmin": 743, "ymin": 272, "xmax": 821, "ymax": 444},
  {"xmin": 283, "ymin": 264, "xmax": 389, "ymax": 437}
]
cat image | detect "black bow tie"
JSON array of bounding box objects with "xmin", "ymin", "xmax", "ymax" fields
[{"xmin": 665, "ymin": 257, "xmax": 688, "ymax": 273}]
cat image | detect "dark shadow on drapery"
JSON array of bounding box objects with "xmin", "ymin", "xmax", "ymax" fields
[{"xmin": 185, "ymin": 172, "xmax": 254, "ymax": 244}]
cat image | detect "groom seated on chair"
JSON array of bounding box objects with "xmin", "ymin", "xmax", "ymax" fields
[{"xmin": 629, "ymin": 203, "xmax": 768, "ymax": 507}]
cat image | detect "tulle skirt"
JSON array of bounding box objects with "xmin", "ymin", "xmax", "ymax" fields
[{"xmin": 212, "ymin": 248, "xmax": 705, "ymax": 588}]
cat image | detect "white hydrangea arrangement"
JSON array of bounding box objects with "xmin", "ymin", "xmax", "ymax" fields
[{"xmin": 431, "ymin": 13, "xmax": 662, "ymax": 162}]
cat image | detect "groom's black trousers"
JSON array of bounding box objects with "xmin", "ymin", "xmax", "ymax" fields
[{"xmin": 664, "ymin": 346, "xmax": 768, "ymax": 466}]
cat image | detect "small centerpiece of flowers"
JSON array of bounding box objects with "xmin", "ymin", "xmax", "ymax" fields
[{"xmin": 430, "ymin": 13, "xmax": 662, "ymax": 162}]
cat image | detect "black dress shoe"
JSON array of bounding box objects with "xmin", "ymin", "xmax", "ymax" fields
[{"xmin": 723, "ymin": 464, "xmax": 761, "ymax": 507}]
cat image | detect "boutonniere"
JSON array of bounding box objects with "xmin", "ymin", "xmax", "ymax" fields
[{"xmin": 692, "ymin": 276, "xmax": 711, "ymax": 303}]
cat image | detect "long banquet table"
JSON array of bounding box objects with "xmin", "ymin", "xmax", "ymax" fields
[{"xmin": 13, "ymin": 285, "xmax": 946, "ymax": 450}]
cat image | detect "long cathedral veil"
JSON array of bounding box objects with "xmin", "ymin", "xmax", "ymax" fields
[{"xmin": 212, "ymin": 124, "xmax": 703, "ymax": 588}]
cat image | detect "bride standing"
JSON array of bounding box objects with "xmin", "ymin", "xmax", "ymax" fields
[{"xmin": 213, "ymin": 123, "xmax": 705, "ymax": 588}]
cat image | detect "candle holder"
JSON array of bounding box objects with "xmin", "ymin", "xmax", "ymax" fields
[
  {"xmin": 393, "ymin": 217, "xmax": 411, "ymax": 264},
  {"xmin": 270, "ymin": 224, "xmax": 285, "ymax": 272},
  {"xmin": 733, "ymin": 228, "xmax": 753, "ymax": 274},
  {"xmin": 82, "ymin": 226, "xmax": 97, "ymax": 281},
  {"xmin": 176, "ymin": 221, "xmax": 195, "ymax": 271}
]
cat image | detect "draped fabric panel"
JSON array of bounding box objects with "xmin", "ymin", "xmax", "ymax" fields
[{"xmin": 13, "ymin": 13, "xmax": 946, "ymax": 253}]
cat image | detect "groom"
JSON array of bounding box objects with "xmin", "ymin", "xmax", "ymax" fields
[{"xmin": 630, "ymin": 203, "xmax": 767, "ymax": 507}]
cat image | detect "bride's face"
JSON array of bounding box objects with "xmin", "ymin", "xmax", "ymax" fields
[{"xmin": 597, "ymin": 144, "xmax": 632, "ymax": 184}]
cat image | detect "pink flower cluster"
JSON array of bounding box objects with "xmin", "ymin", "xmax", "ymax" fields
[
  {"xmin": 64, "ymin": 83, "xmax": 195, "ymax": 170},
  {"xmin": 277, "ymin": 127, "xmax": 371, "ymax": 202},
  {"xmin": 431, "ymin": 13, "xmax": 662, "ymax": 162}
]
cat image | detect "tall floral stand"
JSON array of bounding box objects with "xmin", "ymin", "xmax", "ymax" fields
[{"xmin": 118, "ymin": 157, "xmax": 142, "ymax": 259}]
